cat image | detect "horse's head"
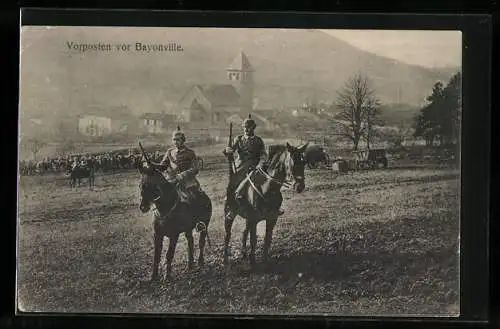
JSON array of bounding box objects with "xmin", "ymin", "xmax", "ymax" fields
[
  {"xmin": 137, "ymin": 162, "xmax": 177, "ymax": 214},
  {"xmin": 267, "ymin": 142, "xmax": 308, "ymax": 193},
  {"xmin": 285, "ymin": 142, "xmax": 308, "ymax": 193}
]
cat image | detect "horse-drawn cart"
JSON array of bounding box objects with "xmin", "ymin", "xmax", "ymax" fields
[
  {"xmin": 330, "ymin": 158, "xmax": 357, "ymax": 178},
  {"xmin": 353, "ymin": 149, "xmax": 388, "ymax": 170}
]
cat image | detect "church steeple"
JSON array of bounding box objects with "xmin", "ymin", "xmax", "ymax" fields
[{"xmin": 227, "ymin": 51, "xmax": 255, "ymax": 113}]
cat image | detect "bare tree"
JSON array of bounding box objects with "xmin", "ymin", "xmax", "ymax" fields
[
  {"xmin": 21, "ymin": 137, "xmax": 47, "ymax": 161},
  {"xmin": 363, "ymin": 97, "xmax": 383, "ymax": 149},
  {"xmin": 334, "ymin": 73, "xmax": 382, "ymax": 150}
]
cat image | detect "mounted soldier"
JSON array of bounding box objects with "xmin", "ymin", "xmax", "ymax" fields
[
  {"xmin": 223, "ymin": 114, "xmax": 284, "ymax": 219},
  {"xmin": 147, "ymin": 126, "xmax": 203, "ymax": 204}
]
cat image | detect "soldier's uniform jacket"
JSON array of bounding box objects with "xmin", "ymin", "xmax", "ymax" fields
[
  {"xmin": 227, "ymin": 134, "xmax": 267, "ymax": 175},
  {"xmin": 158, "ymin": 146, "xmax": 200, "ymax": 189}
]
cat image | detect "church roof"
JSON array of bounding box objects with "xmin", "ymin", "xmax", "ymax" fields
[
  {"xmin": 227, "ymin": 51, "xmax": 254, "ymax": 71},
  {"xmin": 79, "ymin": 105, "xmax": 134, "ymax": 120},
  {"xmin": 140, "ymin": 112, "xmax": 176, "ymax": 121},
  {"xmin": 196, "ymin": 84, "xmax": 240, "ymax": 107}
]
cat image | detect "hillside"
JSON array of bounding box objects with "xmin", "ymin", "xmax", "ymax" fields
[{"xmin": 20, "ymin": 27, "xmax": 455, "ymax": 129}]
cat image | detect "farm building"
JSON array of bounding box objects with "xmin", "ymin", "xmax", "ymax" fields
[
  {"xmin": 77, "ymin": 105, "xmax": 136, "ymax": 137},
  {"xmin": 138, "ymin": 112, "xmax": 177, "ymax": 134}
]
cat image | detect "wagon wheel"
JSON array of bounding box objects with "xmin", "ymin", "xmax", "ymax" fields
[{"xmin": 331, "ymin": 170, "xmax": 339, "ymax": 179}]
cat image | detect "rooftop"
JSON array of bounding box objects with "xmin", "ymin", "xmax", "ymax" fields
[
  {"xmin": 140, "ymin": 112, "xmax": 176, "ymax": 120},
  {"xmin": 196, "ymin": 84, "xmax": 241, "ymax": 107},
  {"xmin": 79, "ymin": 105, "xmax": 134, "ymax": 120}
]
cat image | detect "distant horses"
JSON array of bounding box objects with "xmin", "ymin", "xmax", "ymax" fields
[
  {"xmin": 304, "ymin": 145, "xmax": 329, "ymax": 169},
  {"xmin": 68, "ymin": 164, "xmax": 96, "ymax": 188},
  {"xmin": 137, "ymin": 160, "xmax": 212, "ymax": 281},
  {"xmin": 223, "ymin": 142, "xmax": 308, "ymax": 267}
]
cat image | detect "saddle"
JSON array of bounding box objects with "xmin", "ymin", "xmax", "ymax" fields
[
  {"xmin": 167, "ymin": 178, "xmax": 202, "ymax": 205},
  {"xmin": 234, "ymin": 169, "xmax": 284, "ymax": 216}
]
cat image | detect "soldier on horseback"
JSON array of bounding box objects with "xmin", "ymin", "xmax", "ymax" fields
[
  {"xmin": 223, "ymin": 114, "xmax": 284, "ymax": 218},
  {"xmin": 148, "ymin": 126, "xmax": 203, "ymax": 204}
]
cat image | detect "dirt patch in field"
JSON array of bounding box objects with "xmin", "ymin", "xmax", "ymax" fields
[{"xmin": 17, "ymin": 167, "xmax": 460, "ymax": 315}]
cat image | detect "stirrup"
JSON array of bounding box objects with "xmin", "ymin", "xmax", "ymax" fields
[{"xmin": 225, "ymin": 211, "xmax": 235, "ymax": 221}]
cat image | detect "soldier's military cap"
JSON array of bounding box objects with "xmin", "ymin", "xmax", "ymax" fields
[{"xmin": 243, "ymin": 114, "xmax": 256, "ymax": 128}]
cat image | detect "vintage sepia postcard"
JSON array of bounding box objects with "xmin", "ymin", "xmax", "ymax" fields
[{"xmin": 17, "ymin": 24, "xmax": 462, "ymax": 316}]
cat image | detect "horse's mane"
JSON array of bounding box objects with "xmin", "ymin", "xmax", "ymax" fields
[
  {"xmin": 266, "ymin": 144, "xmax": 288, "ymax": 169},
  {"xmin": 141, "ymin": 168, "xmax": 173, "ymax": 190}
]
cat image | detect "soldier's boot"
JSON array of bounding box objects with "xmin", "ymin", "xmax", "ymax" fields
[{"xmin": 278, "ymin": 209, "xmax": 284, "ymax": 216}]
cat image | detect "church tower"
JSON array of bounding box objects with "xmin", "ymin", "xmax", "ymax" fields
[{"xmin": 226, "ymin": 51, "xmax": 255, "ymax": 114}]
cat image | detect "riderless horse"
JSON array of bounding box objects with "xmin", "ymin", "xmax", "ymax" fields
[
  {"xmin": 68, "ymin": 161, "xmax": 96, "ymax": 188},
  {"xmin": 223, "ymin": 142, "xmax": 308, "ymax": 267},
  {"xmin": 137, "ymin": 148, "xmax": 212, "ymax": 281}
]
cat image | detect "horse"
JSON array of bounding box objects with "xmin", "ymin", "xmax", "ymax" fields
[
  {"xmin": 304, "ymin": 145, "xmax": 330, "ymax": 169},
  {"xmin": 68, "ymin": 165, "xmax": 95, "ymax": 188},
  {"xmin": 223, "ymin": 142, "xmax": 308, "ymax": 267},
  {"xmin": 137, "ymin": 163, "xmax": 212, "ymax": 281}
]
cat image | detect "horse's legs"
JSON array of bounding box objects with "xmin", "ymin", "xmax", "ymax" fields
[
  {"xmin": 151, "ymin": 230, "xmax": 163, "ymax": 281},
  {"xmin": 249, "ymin": 221, "xmax": 258, "ymax": 266},
  {"xmin": 241, "ymin": 224, "xmax": 250, "ymax": 260},
  {"xmin": 184, "ymin": 231, "xmax": 194, "ymax": 271},
  {"xmin": 165, "ymin": 234, "xmax": 179, "ymax": 280},
  {"xmin": 263, "ymin": 217, "xmax": 278, "ymax": 262},
  {"xmin": 223, "ymin": 211, "xmax": 236, "ymax": 266},
  {"xmin": 198, "ymin": 230, "xmax": 206, "ymax": 267}
]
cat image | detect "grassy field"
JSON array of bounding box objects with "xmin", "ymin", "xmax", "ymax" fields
[{"xmin": 17, "ymin": 153, "xmax": 460, "ymax": 316}]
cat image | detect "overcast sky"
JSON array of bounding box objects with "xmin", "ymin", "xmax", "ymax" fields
[{"xmin": 322, "ymin": 29, "xmax": 462, "ymax": 69}]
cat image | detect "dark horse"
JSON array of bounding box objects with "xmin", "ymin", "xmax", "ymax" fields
[
  {"xmin": 223, "ymin": 142, "xmax": 308, "ymax": 267},
  {"xmin": 137, "ymin": 163, "xmax": 212, "ymax": 281},
  {"xmin": 68, "ymin": 165, "xmax": 95, "ymax": 188}
]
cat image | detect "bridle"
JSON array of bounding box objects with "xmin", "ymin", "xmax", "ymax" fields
[
  {"xmin": 256, "ymin": 167, "xmax": 294, "ymax": 189},
  {"xmin": 143, "ymin": 174, "xmax": 180, "ymax": 220},
  {"xmin": 246, "ymin": 150, "xmax": 306, "ymax": 197}
]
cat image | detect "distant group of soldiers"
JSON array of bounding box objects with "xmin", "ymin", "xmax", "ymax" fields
[{"xmin": 19, "ymin": 150, "xmax": 164, "ymax": 176}]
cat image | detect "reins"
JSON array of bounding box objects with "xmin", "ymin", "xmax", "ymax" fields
[
  {"xmin": 151, "ymin": 192, "xmax": 180, "ymax": 220},
  {"xmin": 245, "ymin": 150, "xmax": 305, "ymax": 197},
  {"xmin": 257, "ymin": 167, "xmax": 294, "ymax": 189},
  {"xmin": 244, "ymin": 165, "xmax": 295, "ymax": 200}
]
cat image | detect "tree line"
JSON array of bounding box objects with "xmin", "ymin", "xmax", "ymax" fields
[
  {"xmin": 320, "ymin": 71, "xmax": 461, "ymax": 151},
  {"xmin": 412, "ymin": 72, "xmax": 461, "ymax": 147}
]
